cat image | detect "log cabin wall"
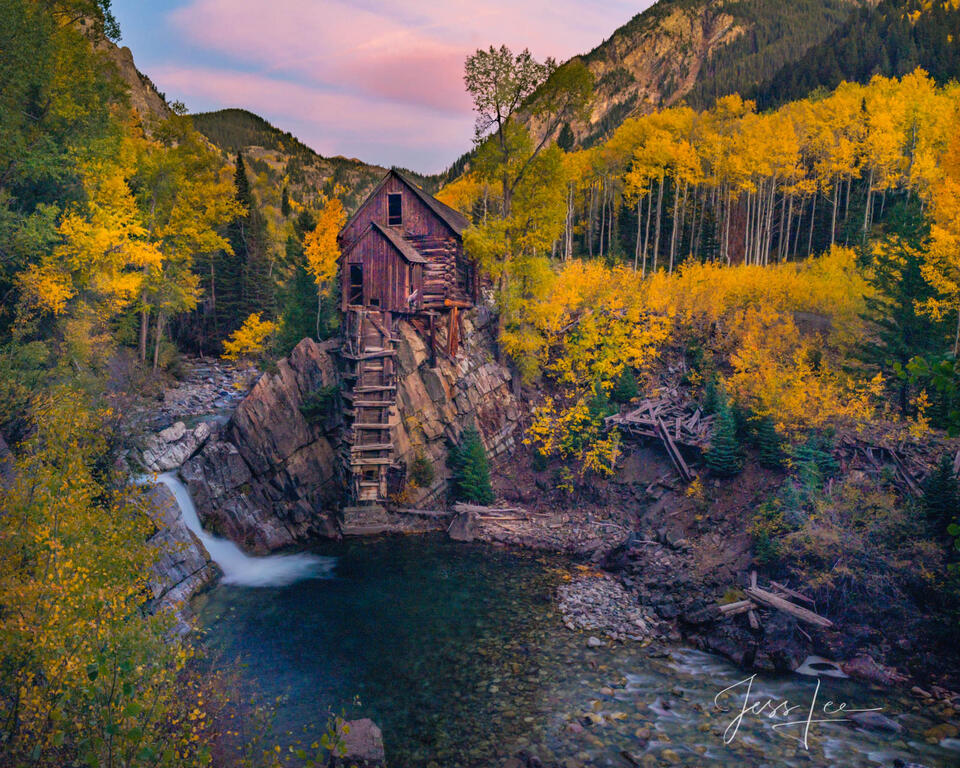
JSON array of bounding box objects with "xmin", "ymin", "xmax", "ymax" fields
[
  {"xmin": 343, "ymin": 228, "xmax": 422, "ymax": 314},
  {"xmin": 339, "ymin": 171, "xmax": 471, "ymax": 313}
]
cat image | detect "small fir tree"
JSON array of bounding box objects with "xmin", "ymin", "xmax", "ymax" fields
[
  {"xmin": 922, "ymin": 453, "xmax": 960, "ymax": 536},
  {"xmin": 757, "ymin": 416, "xmax": 785, "ymax": 469},
  {"xmin": 702, "ymin": 378, "xmax": 722, "ymax": 414},
  {"xmin": 611, "ymin": 367, "xmax": 639, "ymax": 404},
  {"xmin": 448, "ymin": 426, "xmax": 494, "ymax": 505},
  {"xmin": 706, "ymin": 397, "xmax": 743, "ymax": 476}
]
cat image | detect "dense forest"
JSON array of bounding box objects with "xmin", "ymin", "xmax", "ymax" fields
[
  {"xmin": 753, "ymin": 0, "xmax": 960, "ymax": 110},
  {"xmin": 3, "ymin": 0, "xmax": 960, "ymax": 765}
]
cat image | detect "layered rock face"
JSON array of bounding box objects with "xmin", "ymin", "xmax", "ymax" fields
[
  {"xmin": 176, "ymin": 308, "xmax": 520, "ymax": 550},
  {"xmin": 390, "ymin": 306, "xmax": 520, "ymax": 507},
  {"xmin": 181, "ymin": 339, "xmax": 341, "ymax": 553},
  {"xmin": 143, "ymin": 483, "xmax": 217, "ymax": 634}
]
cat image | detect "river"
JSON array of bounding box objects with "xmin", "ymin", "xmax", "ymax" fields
[{"xmin": 192, "ymin": 535, "xmax": 960, "ymax": 767}]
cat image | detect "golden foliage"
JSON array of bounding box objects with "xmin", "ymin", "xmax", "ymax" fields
[
  {"xmin": 0, "ymin": 393, "xmax": 215, "ymax": 766},
  {"xmin": 304, "ymin": 197, "xmax": 346, "ymax": 292},
  {"xmin": 222, "ymin": 312, "xmax": 277, "ymax": 361}
]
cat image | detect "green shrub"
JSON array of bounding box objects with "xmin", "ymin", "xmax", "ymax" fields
[
  {"xmin": 447, "ymin": 426, "xmax": 494, "ymax": 505},
  {"xmin": 610, "ymin": 367, "xmax": 639, "ymax": 404},
  {"xmin": 409, "ymin": 451, "xmax": 435, "ymax": 488},
  {"xmin": 300, "ymin": 384, "xmax": 339, "ymax": 423}
]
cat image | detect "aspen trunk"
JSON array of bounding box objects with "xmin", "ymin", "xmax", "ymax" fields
[
  {"xmin": 152, "ymin": 312, "xmax": 165, "ymax": 370},
  {"xmin": 652, "ymin": 176, "xmax": 664, "ymax": 272},
  {"xmin": 807, "ymin": 189, "xmax": 817, "ymax": 256}
]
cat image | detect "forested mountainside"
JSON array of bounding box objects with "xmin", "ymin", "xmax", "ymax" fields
[
  {"xmin": 753, "ymin": 0, "xmax": 960, "ymax": 110},
  {"xmin": 527, "ymin": 0, "xmax": 872, "ymax": 148},
  {"xmin": 191, "ymin": 109, "xmax": 440, "ymax": 213}
]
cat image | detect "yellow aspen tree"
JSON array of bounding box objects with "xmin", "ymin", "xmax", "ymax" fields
[{"xmin": 303, "ymin": 197, "xmax": 346, "ymax": 337}]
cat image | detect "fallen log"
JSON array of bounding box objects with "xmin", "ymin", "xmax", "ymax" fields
[
  {"xmin": 393, "ymin": 508, "xmax": 455, "ymax": 518},
  {"xmin": 769, "ymin": 580, "xmax": 815, "ymax": 606},
  {"xmin": 453, "ymin": 503, "xmax": 524, "ymax": 515},
  {"xmin": 745, "ymin": 586, "xmax": 833, "ymax": 628},
  {"xmin": 719, "ymin": 599, "xmax": 756, "ymax": 616}
]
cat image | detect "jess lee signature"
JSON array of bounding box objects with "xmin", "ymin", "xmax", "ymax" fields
[{"xmin": 713, "ymin": 674, "xmax": 884, "ymax": 750}]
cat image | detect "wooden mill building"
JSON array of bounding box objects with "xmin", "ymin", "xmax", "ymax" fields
[{"xmin": 337, "ymin": 169, "xmax": 477, "ymax": 503}]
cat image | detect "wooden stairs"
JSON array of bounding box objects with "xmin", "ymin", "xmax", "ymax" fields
[{"xmin": 340, "ymin": 308, "xmax": 398, "ymax": 503}]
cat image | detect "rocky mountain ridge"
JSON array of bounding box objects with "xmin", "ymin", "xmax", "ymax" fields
[{"xmin": 528, "ymin": 0, "xmax": 874, "ymax": 148}]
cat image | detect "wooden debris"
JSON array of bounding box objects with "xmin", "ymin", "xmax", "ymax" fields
[
  {"xmin": 769, "ymin": 580, "xmax": 815, "ymax": 606},
  {"xmin": 718, "ymin": 599, "xmax": 755, "ymax": 616},
  {"xmin": 745, "ymin": 586, "xmax": 834, "ymax": 628},
  {"xmin": 747, "ymin": 610, "xmax": 761, "ymax": 630}
]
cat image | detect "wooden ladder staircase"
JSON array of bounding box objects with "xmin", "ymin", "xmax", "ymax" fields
[{"xmin": 340, "ymin": 308, "xmax": 398, "ymax": 503}]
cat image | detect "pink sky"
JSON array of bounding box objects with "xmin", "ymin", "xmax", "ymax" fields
[{"xmin": 118, "ymin": 0, "xmax": 650, "ymax": 172}]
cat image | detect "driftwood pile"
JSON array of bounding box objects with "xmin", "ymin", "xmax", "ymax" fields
[
  {"xmin": 720, "ymin": 571, "xmax": 833, "ymax": 630},
  {"xmin": 605, "ymin": 390, "xmax": 714, "ymax": 481},
  {"xmin": 835, "ymin": 426, "xmax": 960, "ymax": 496}
]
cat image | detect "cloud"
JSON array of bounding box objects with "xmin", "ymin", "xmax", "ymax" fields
[
  {"xmin": 150, "ymin": 65, "xmax": 470, "ymax": 170},
  {"xmin": 154, "ymin": 0, "xmax": 648, "ymax": 170},
  {"xmin": 169, "ymin": 0, "xmax": 640, "ymax": 110}
]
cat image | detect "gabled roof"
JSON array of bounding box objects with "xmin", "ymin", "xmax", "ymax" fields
[
  {"xmin": 391, "ymin": 170, "xmax": 470, "ymax": 235},
  {"xmin": 371, "ymin": 222, "xmax": 427, "ymax": 263},
  {"xmin": 340, "ymin": 169, "xmax": 470, "ymax": 240}
]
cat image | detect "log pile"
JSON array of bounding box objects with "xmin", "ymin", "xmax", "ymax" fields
[
  {"xmin": 834, "ymin": 426, "xmax": 960, "ymax": 496},
  {"xmin": 605, "ymin": 390, "xmax": 714, "ymax": 481},
  {"xmin": 719, "ymin": 572, "xmax": 833, "ymax": 629}
]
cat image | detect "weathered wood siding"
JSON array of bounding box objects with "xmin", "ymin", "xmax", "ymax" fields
[
  {"xmin": 341, "ymin": 175, "xmax": 455, "ymax": 250},
  {"xmin": 343, "ymin": 227, "xmax": 422, "ymax": 314},
  {"xmin": 339, "ymin": 171, "xmax": 473, "ymax": 313}
]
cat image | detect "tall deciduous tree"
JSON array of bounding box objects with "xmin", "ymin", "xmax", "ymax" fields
[{"xmin": 303, "ymin": 197, "xmax": 346, "ymax": 338}]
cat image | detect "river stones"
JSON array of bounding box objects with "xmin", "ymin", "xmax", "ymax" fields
[{"xmin": 558, "ymin": 576, "xmax": 658, "ymax": 642}]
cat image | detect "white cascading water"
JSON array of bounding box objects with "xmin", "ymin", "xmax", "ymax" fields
[{"xmin": 154, "ymin": 471, "xmax": 336, "ymax": 588}]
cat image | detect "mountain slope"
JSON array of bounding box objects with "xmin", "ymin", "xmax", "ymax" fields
[
  {"xmin": 752, "ymin": 0, "xmax": 960, "ymax": 110},
  {"xmin": 534, "ymin": 0, "xmax": 872, "ymax": 147},
  {"xmin": 191, "ymin": 109, "xmax": 443, "ymax": 213}
]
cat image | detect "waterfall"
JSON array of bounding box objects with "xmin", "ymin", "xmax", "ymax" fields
[{"xmin": 153, "ymin": 472, "xmax": 336, "ymax": 588}]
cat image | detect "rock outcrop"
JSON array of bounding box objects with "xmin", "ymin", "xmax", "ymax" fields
[
  {"xmin": 391, "ymin": 306, "xmax": 520, "ymax": 507},
  {"xmin": 141, "ymin": 421, "xmax": 212, "ymax": 472},
  {"xmin": 181, "ymin": 339, "xmax": 341, "ymax": 553},
  {"xmin": 143, "ymin": 483, "xmax": 217, "ymax": 634},
  {"xmin": 179, "ymin": 308, "xmax": 521, "ymax": 551}
]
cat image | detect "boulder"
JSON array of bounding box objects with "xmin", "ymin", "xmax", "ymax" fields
[
  {"xmin": 841, "ymin": 654, "xmax": 909, "ymax": 687},
  {"xmin": 849, "ymin": 711, "xmax": 903, "ymax": 733},
  {"xmin": 332, "ymin": 718, "xmax": 385, "ymax": 767},
  {"xmin": 141, "ymin": 420, "xmax": 212, "ymax": 472},
  {"xmin": 447, "ymin": 508, "xmax": 480, "ymax": 542}
]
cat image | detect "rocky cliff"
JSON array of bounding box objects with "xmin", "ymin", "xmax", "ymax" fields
[
  {"xmin": 181, "ymin": 339, "xmax": 341, "ymax": 553},
  {"xmin": 390, "ymin": 306, "xmax": 520, "ymax": 506},
  {"xmin": 176, "ymin": 308, "xmax": 521, "ymax": 551},
  {"xmin": 527, "ymin": 0, "xmax": 871, "ymax": 147},
  {"xmin": 143, "ymin": 483, "xmax": 217, "ymax": 635}
]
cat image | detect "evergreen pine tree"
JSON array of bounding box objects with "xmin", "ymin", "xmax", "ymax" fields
[
  {"xmin": 557, "ymin": 122, "xmax": 575, "ymax": 151},
  {"xmin": 922, "ymin": 453, "xmax": 960, "ymax": 536},
  {"xmin": 702, "ymin": 378, "xmax": 721, "ymax": 414},
  {"xmin": 611, "ymin": 367, "xmax": 639, "ymax": 404},
  {"xmin": 757, "ymin": 416, "xmax": 785, "ymax": 469},
  {"xmin": 448, "ymin": 426, "xmax": 494, "ymax": 505},
  {"xmin": 705, "ymin": 397, "xmax": 743, "ymax": 477},
  {"xmin": 858, "ymin": 200, "xmax": 946, "ymax": 416},
  {"xmin": 281, "ymin": 185, "xmax": 291, "ymax": 217},
  {"xmin": 228, "ymin": 151, "xmax": 275, "ymax": 321}
]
